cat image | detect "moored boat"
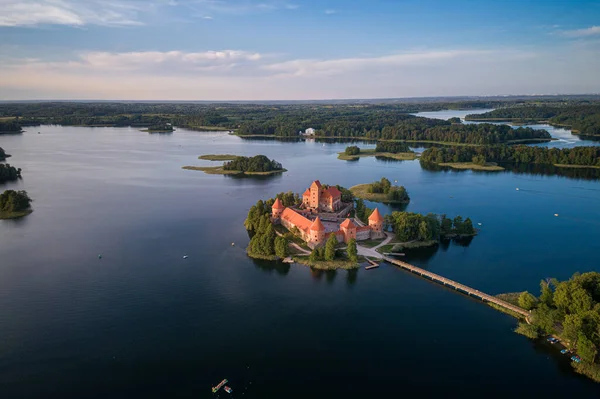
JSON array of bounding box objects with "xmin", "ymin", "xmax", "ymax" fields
[
  {"xmin": 224, "ymin": 386, "xmax": 233, "ymax": 393},
  {"xmin": 212, "ymin": 379, "xmax": 228, "ymax": 393}
]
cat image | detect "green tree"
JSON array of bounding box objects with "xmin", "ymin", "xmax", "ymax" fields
[
  {"xmin": 309, "ymin": 248, "xmax": 319, "ymax": 263},
  {"xmin": 518, "ymin": 291, "xmax": 538, "ymax": 310},
  {"xmin": 324, "ymin": 233, "xmax": 337, "ymax": 261},
  {"xmin": 578, "ymin": 333, "xmax": 598, "ymax": 363},
  {"xmin": 418, "ymin": 221, "xmax": 431, "ymax": 241},
  {"xmin": 563, "ymin": 314, "xmax": 584, "ymax": 345},
  {"xmin": 540, "ymin": 280, "xmax": 554, "ymax": 307},
  {"xmin": 274, "ymin": 236, "xmax": 289, "ymax": 258},
  {"xmin": 462, "ymin": 218, "xmax": 475, "ymax": 235},
  {"xmin": 440, "ymin": 215, "xmax": 452, "ymax": 236},
  {"xmin": 347, "ymin": 238, "xmax": 358, "ymax": 262}
]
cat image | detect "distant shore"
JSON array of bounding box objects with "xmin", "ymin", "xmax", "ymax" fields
[
  {"xmin": 338, "ymin": 149, "xmax": 418, "ymax": 161},
  {"xmin": 198, "ymin": 154, "xmax": 238, "ymax": 161}
]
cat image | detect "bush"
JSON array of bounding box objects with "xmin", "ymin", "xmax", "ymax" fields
[{"xmin": 345, "ymin": 146, "xmax": 360, "ymax": 155}]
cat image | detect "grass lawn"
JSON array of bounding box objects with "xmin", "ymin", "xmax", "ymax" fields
[
  {"xmin": 338, "ymin": 148, "xmax": 417, "ymax": 161},
  {"xmin": 198, "ymin": 154, "xmax": 239, "ymax": 161},
  {"xmin": 292, "ymin": 255, "xmax": 359, "ymax": 270}
]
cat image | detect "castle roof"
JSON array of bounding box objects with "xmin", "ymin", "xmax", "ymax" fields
[
  {"xmin": 310, "ymin": 180, "xmax": 322, "ymax": 189},
  {"xmin": 322, "ymin": 186, "xmax": 342, "ymax": 199},
  {"xmin": 310, "ymin": 217, "xmax": 326, "ymax": 231},
  {"xmin": 368, "ymin": 208, "xmax": 384, "ymax": 223},
  {"xmin": 272, "ymin": 197, "xmax": 285, "ymax": 210},
  {"xmin": 303, "ymin": 189, "xmax": 311, "ymax": 197},
  {"xmin": 340, "ymin": 218, "xmax": 357, "ymax": 229},
  {"xmin": 281, "ymin": 208, "xmax": 312, "ymax": 233}
]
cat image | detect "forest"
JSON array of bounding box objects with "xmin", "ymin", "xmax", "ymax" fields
[
  {"xmin": 366, "ymin": 177, "xmax": 410, "ymax": 203},
  {"xmin": 0, "ymin": 147, "xmax": 7, "ymax": 161},
  {"xmin": 222, "ymin": 155, "xmax": 283, "ymax": 173},
  {"xmin": 375, "ymin": 141, "xmax": 411, "ymax": 153},
  {"xmin": 420, "ymin": 145, "xmax": 600, "ymax": 167},
  {"xmin": 0, "ymin": 164, "xmax": 22, "ymax": 183},
  {"xmin": 466, "ymin": 104, "xmax": 600, "ymax": 136},
  {"xmin": 244, "ymin": 197, "xmax": 290, "ymax": 260},
  {"xmin": 0, "ymin": 121, "xmax": 22, "ymax": 133},
  {"xmin": 0, "ymin": 190, "xmax": 32, "ymax": 213},
  {"xmin": 515, "ymin": 273, "xmax": 600, "ymax": 381},
  {"xmin": 386, "ymin": 212, "xmax": 475, "ymax": 242}
]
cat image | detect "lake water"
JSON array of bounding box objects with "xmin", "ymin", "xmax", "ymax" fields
[{"xmin": 1, "ymin": 118, "xmax": 599, "ymax": 398}]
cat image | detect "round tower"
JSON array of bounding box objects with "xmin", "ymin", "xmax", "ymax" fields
[
  {"xmin": 272, "ymin": 197, "xmax": 285, "ymax": 219},
  {"xmin": 368, "ymin": 208, "xmax": 384, "ymax": 237},
  {"xmin": 309, "ymin": 217, "xmax": 326, "ymax": 245}
]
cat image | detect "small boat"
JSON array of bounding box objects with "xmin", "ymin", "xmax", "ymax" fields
[
  {"xmin": 98, "ymin": 255, "xmax": 102, "ymax": 259},
  {"xmin": 561, "ymin": 349, "xmax": 570, "ymax": 354},
  {"xmin": 554, "ymin": 214, "xmax": 559, "ymax": 217},
  {"xmin": 224, "ymin": 386, "xmax": 233, "ymax": 394},
  {"xmin": 477, "ymin": 223, "xmax": 482, "ymax": 226},
  {"xmin": 547, "ymin": 337, "xmax": 559, "ymax": 343},
  {"xmin": 571, "ymin": 355, "xmax": 581, "ymax": 363},
  {"xmin": 516, "ymin": 188, "xmax": 519, "ymax": 191},
  {"xmin": 212, "ymin": 379, "xmax": 228, "ymax": 393},
  {"xmin": 183, "ymin": 255, "xmax": 188, "ymax": 259},
  {"xmin": 231, "ymin": 242, "xmax": 235, "ymax": 246}
]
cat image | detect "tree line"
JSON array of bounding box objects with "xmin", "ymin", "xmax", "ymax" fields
[
  {"xmin": 420, "ymin": 145, "xmax": 600, "ymax": 167},
  {"xmin": 223, "ymin": 155, "xmax": 283, "ymax": 172},
  {"xmin": 0, "ymin": 164, "xmax": 22, "ymax": 183},
  {"xmin": 466, "ymin": 104, "xmax": 600, "ymax": 136},
  {"xmin": 375, "ymin": 141, "xmax": 411, "ymax": 153},
  {"xmin": 0, "ymin": 121, "xmax": 22, "ymax": 133},
  {"xmin": 386, "ymin": 212, "xmax": 475, "ymax": 242},
  {"xmin": 516, "ymin": 272, "xmax": 600, "ymax": 381},
  {"xmin": 0, "ymin": 190, "xmax": 32, "ymax": 213},
  {"xmin": 244, "ymin": 198, "xmax": 289, "ymax": 260}
]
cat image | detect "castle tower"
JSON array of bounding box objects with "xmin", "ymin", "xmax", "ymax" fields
[
  {"xmin": 272, "ymin": 197, "xmax": 285, "ymax": 219},
  {"xmin": 309, "ymin": 180, "xmax": 322, "ymax": 210},
  {"xmin": 339, "ymin": 218, "xmax": 357, "ymax": 243},
  {"xmin": 309, "ymin": 217, "xmax": 326, "ymax": 245},
  {"xmin": 368, "ymin": 208, "xmax": 385, "ymax": 238}
]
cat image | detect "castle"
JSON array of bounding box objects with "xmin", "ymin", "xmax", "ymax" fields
[{"xmin": 272, "ymin": 180, "xmax": 385, "ymax": 248}]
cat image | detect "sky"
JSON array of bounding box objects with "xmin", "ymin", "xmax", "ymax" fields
[{"xmin": 0, "ymin": 0, "xmax": 599, "ymax": 100}]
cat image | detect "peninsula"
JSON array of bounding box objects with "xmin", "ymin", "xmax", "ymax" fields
[
  {"xmin": 0, "ymin": 190, "xmax": 33, "ymax": 219},
  {"xmin": 0, "ymin": 164, "xmax": 22, "ymax": 183},
  {"xmin": 183, "ymin": 155, "xmax": 286, "ymax": 176},
  {"xmin": 0, "ymin": 146, "xmax": 9, "ymax": 161},
  {"xmin": 338, "ymin": 143, "xmax": 417, "ymax": 161}
]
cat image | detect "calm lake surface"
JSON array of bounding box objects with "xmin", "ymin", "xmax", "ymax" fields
[{"xmin": 1, "ymin": 114, "xmax": 599, "ymax": 398}]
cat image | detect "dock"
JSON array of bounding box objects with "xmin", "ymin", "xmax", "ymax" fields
[
  {"xmin": 383, "ymin": 256, "xmax": 530, "ymax": 318},
  {"xmin": 383, "ymin": 252, "xmax": 405, "ymax": 256},
  {"xmin": 365, "ymin": 264, "xmax": 379, "ymax": 270}
]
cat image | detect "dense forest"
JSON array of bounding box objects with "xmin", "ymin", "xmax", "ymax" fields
[
  {"xmin": 466, "ymin": 104, "xmax": 600, "ymax": 136},
  {"xmin": 420, "ymin": 145, "xmax": 600, "ymax": 167},
  {"xmin": 386, "ymin": 212, "xmax": 475, "ymax": 242},
  {"xmin": 222, "ymin": 155, "xmax": 283, "ymax": 173},
  {"xmin": 0, "ymin": 164, "xmax": 22, "ymax": 183},
  {"xmin": 0, "ymin": 121, "xmax": 22, "ymax": 133},
  {"xmin": 375, "ymin": 141, "xmax": 411, "ymax": 153},
  {"xmin": 0, "ymin": 190, "xmax": 32, "ymax": 213},
  {"xmin": 515, "ymin": 273, "xmax": 600, "ymax": 381},
  {"xmin": 244, "ymin": 197, "xmax": 290, "ymax": 260}
]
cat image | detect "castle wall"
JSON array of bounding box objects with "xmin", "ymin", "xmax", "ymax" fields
[{"xmin": 356, "ymin": 228, "xmax": 371, "ymax": 241}]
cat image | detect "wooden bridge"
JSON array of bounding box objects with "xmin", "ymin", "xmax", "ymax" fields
[{"xmin": 383, "ymin": 256, "xmax": 530, "ymax": 318}]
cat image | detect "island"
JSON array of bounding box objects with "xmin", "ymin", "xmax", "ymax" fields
[
  {"xmin": 496, "ymin": 272, "xmax": 600, "ymax": 383},
  {"xmin": 420, "ymin": 145, "xmax": 600, "ymax": 171},
  {"xmin": 183, "ymin": 155, "xmax": 286, "ymax": 176},
  {"xmin": 244, "ymin": 179, "xmax": 477, "ymax": 269},
  {"xmin": 198, "ymin": 154, "xmax": 238, "ymax": 161},
  {"xmin": 0, "ymin": 190, "xmax": 33, "ymax": 219},
  {"xmin": 0, "ymin": 146, "xmax": 9, "ymax": 161},
  {"xmin": 338, "ymin": 142, "xmax": 417, "ymax": 161},
  {"xmin": 0, "ymin": 164, "xmax": 22, "ymax": 183},
  {"xmin": 142, "ymin": 123, "xmax": 174, "ymax": 133},
  {"xmin": 350, "ymin": 177, "xmax": 410, "ymax": 204}
]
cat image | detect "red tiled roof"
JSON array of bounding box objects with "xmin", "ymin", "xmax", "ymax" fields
[
  {"xmin": 272, "ymin": 197, "xmax": 285, "ymax": 210},
  {"xmin": 368, "ymin": 208, "xmax": 384, "ymax": 222},
  {"xmin": 310, "ymin": 180, "xmax": 322, "ymax": 189},
  {"xmin": 310, "ymin": 217, "xmax": 325, "ymax": 231},
  {"xmin": 325, "ymin": 186, "xmax": 342, "ymax": 198},
  {"xmin": 303, "ymin": 189, "xmax": 311, "ymax": 197},
  {"xmin": 340, "ymin": 218, "xmax": 357, "ymax": 229},
  {"xmin": 281, "ymin": 208, "xmax": 312, "ymax": 233}
]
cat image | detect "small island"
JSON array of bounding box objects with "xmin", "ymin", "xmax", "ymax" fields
[
  {"xmin": 338, "ymin": 142, "xmax": 417, "ymax": 161},
  {"xmin": 0, "ymin": 146, "xmax": 10, "ymax": 161},
  {"xmin": 198, "ymin": 154, "xmax": 238, "ymax": 161},
  {"xmin": 183, "ymin": 155, "xmax": 286, "ymax": 176},
  {"xmin": 142, "ymin": 123, "xmax": 174, "ymax": 133},
  {"xmin": 0, "ymin": 190, "xmax": 33, "ymax": 219},
  {"xmin": 350, "ymin": 177, "xmax": 410, "ymax": 204},
  {"xmin": 0, "ymin": 121, "xmax": 23, "ymax": 134},
  {"xmin": 0, "ymin": 164, "xmax": 22, "ymax": 183},
  {"xmin": 497, "ymin": 272, "xmax": 600, "ymax": 383}
]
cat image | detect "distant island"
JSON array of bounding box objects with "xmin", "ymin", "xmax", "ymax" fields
[
  {"xmin": 183, "ymin": 154, "xmax": 286, "ymax": 176},
  {"xmin": 338, "ymin": 142, "xmax": 417, "ymax": 161},
  {"xmin": 0, "ymin": 146, "xmax": 10, "ymax": 161},
  {"xmin": 0, "ymin": 190, "xmax": 32, "ymax": 219},
  {"xmin": 142, "ymin": 123, "xmax": 174, "ymax": 133},
  {"xmin": 420, "ymin": 145, "xmax": 600, "ymax": 171},
  {"xmin": 497, "ymin": 272, "xmax": 600, "ymax": 383},
  {"xmin": 0, "ymin": 164, "xmax": 22, "ymax": 183},
  {"xmin": 198, "ymin": 154, "xmax": 238, "ymax": 161},
  {"xmin": 350, "ymin": 177, "xmax": 410, "ymax": 204}
]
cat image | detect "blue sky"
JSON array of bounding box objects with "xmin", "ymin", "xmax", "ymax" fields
[{"xmin": 1, "ymin": 0, "xmax": 599, "ymax": 100}]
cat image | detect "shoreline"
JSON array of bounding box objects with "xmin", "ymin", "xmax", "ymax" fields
[
  {"xmin": 0, "ymin": 209, "xmax": 33, "ymax": 220},
  {"xmin": 198, "ymin": 154, "xmax": 239, "ymax": 161},
  {"xmin": 437, "ymin": 162, "xmax": 505, "ymax": 171},
  {"xmin": 182, "ymin": 166, "xmax": 287, "ymax": 175}
]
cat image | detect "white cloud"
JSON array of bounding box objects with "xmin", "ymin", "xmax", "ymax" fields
[
  {"xmin": 561, "ymin": 26, "xmax": 600, "ymax": 37},
  {"xmin": 324, "ymin": 9, "xmax": 336, "ymax": 15}
]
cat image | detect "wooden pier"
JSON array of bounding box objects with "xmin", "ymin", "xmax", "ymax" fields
[{"xmin": 382, "ymin": 256, "xmax": 530, "ymax": 318}]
